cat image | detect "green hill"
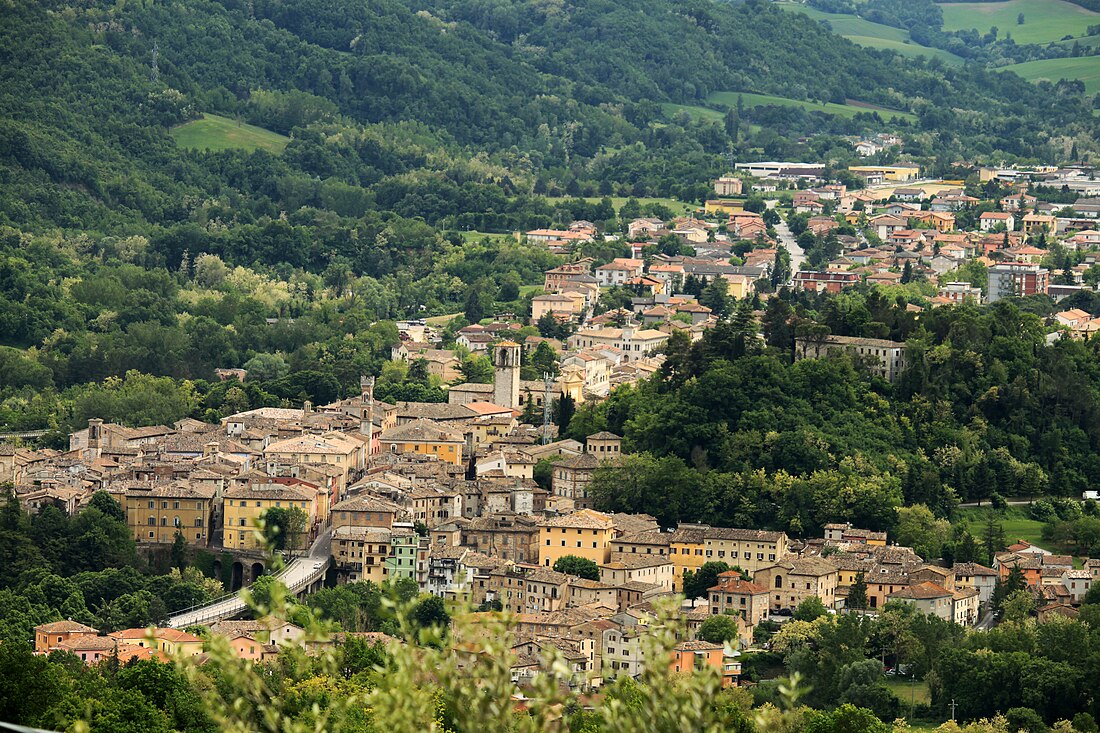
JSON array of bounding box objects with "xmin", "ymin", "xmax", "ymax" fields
[
  {"xmin": 0, "ymin": 0, "xmax": 1095, "ymax": 240},
  {"xmin": 938, "ymin": 0, "xmax": 1099, "ymax": 44},
  {"xmin": 170, "ymin": 114, "xmax": 289, "ymax": 154},
  {"xmin": 1001, "ymin": 56, "xmax": 1100, "ymax": 95}
]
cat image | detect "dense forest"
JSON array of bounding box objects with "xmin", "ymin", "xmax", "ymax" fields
[{"xmin": 571, "ymin": 293, "xmax": 1100, "ymax": 533}]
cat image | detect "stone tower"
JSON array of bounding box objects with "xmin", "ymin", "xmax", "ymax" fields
[{"xmin": 493, "ymin": 341, "xmax": 521, "ymax": 408}]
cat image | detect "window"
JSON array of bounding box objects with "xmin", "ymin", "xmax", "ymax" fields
[
  {"xmin": 173, "ymin": 501, "xmax": 180, "ymax": 509},
  {"xmin": 148, "ymin": 516, "xmax": 155, "ymax": 526},
  {"xmin": 147, "ymin": 500, "xmax": 155, "ymax": 509},
  {"xmin": 161, "ymin": 517, "xmax": 167, "ymax": 526}
]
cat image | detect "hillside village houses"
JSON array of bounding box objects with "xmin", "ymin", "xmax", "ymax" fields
[{"xmin": 14, "ymin": 161, "xmax": 1100, "ymax": 690}]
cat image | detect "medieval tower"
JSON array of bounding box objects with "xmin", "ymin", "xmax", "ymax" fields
[{"xmin": 493, "ymin": 341, "xmax": 521, "ymax": 408}]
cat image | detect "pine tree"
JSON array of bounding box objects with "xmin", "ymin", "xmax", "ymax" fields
[
  {"xmin": 981, "ymin": 516, "xmax": 1006, "ymax": 565},
  {"xmin": 847, "ymin": 572, "xmax": 868, "ymax": 610}
]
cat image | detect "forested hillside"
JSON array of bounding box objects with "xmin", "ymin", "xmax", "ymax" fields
[{"xmin": 0, "ymin": 0, "xmax": 1096, "ymax": 244}]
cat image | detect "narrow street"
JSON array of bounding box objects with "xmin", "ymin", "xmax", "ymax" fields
[{"xmin": 774, "ymin": 217, "xmax": 805, "ymax": 274}]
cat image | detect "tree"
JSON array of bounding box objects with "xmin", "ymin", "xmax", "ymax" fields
[
  {"xmin": 698, "ymin": 614, "xmax": 741, "ymax": 644},
  {"xmin": 261, "ymin": 506, "xmax": 309, "ymax": 552},
  {"xmin": 793, "ymin": 596, "xmax": 828, "ymax": 622},
  {"xmin": 893, "ymin": 504, "xmax": 950, "ymax": 560},
  {"xmin": 682, "ymin": 561, "xmax": 732, "ymax": 600},
  {"xmin": 244, "ymin": 353, "xmax": 289, "ymax": 382},
  {"xmin": 700, "ymin": 278, "xmax": 732, "ymax": 319},
  {"xmin": 553, "ymin": 555, "xmax": 600, "ymax": 581},
  {"xmin": 1001, "ymin": 588, "xmax": 1035, "ymax": 623},
  {"xmin": 459, "ymin": 354, "xmax": 493, "ymax": 384},
  {"xmin": 982, "ymin": 516, "xmax": 1007, "ymax": 565},
  {"xmin": 89, "ymin": 490, "xmax": 126, "ymax": 523},
  {"xmin": 409, "ymin": 595, "xmax": 451, "ymax": 638},
  {"xmin": 847, "ymin": 572, "xmax": 868, "ymax": 610}
]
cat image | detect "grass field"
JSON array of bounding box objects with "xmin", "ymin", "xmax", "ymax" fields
[
  {"xmin": 953, "ymin": 506, "xmax": 1048, "ymax": 549},
  {"xmin": 884, "ymin": 678, "xmax": 931, "ymax": 707},
  {"xmin": 1001, "ymin": 56, "xmax": 1100, "ymax": 95},
  {"xmin": 938, "ymin": 0, "xmax": 1099, "ymax": 45},
  {"xmin": 707, "ymin": 91, "xmax": 916, "ymax": 122},
  {"xmin": 457, "ymin": 230, "xmax": 515, "ymax": 243},
  {"xmin": 661, "ymin": 102, "xmax": 726, "ymax": 123},
  {"xmin": 170, "ymin": 113, "xmax": 289, "ymax": 154},
  {"xmin": 545, "ymin": 195, "xmax": 697, "ymax": 215},
  {"xmin": 778, "ymin": 3, "xmax": 964, "ymax": 64}
]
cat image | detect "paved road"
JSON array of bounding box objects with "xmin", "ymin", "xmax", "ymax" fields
[
  {"xmin": 774, "ymin": 217, "xmax": 805, "ymax": 273},
  {"xmin": 975, "ymin": 610, "xmax": 997, "ymax": 631},
  {"xmin": 167, "ymin": 529, "xmax": 332, "ymax": 628},
  {"xmin": 957, "ymin": 500, "xmax": 1035, "ymax": 508}
]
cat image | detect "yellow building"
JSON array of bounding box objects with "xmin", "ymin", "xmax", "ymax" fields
[
  {"xmin": 263, "ymin": 432, "xmax": 365, "ymax": 488},
  {"xmin": 379, "ymin": 419, "xmax": 465, "ymax": 465},
  {"xmin": 849, "ymin": 164, "xmax": 921, "ymax": 182},
  {"xmin": 704, "ymin": 199, "xmax": 745, "ymax": 216},
  {"xmin": 724, "ymin": 274, "xmax": 755, "ymax": 300},
  {"xmin": 538, "ymin": 509, "xmax": 617, "ymax": 567},
  {"xmin": 668, "ymin": 525, "xmax": 789, "ymax": 591},
  {"xmin": 124, "ymin": 483, "xmax": 215, "ymax": 546},
  {"xmin": 332, "ymin": 525, "xmax": 392, "ymax": 583},
  {"xmin": 223, "ymin": 481, "xmax": 321, "ymax": 551}
]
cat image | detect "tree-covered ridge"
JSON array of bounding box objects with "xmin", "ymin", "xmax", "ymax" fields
[
  {"xmin": 570, "ymin": 293, "xmax": 1100, "ymax": 535},
  {"xmin": 0, "ymin": 0, "xmax": 1096, "ymax": 241}
]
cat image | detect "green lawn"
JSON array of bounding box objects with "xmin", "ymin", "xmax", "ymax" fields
[
  {"xmin": 661, "ymin": 102, "xmax": 726, "ymax": 123},
  {"xmin": 707, "ymin": 91, "xmax": 916, "ymax": 123},
  {"xmin": 457, "ymin": 230, "xmax": 515, "ymax": 243},
  {"xmin": 884, "ymin": 678, "xmax": 931, "ymax": 706},
  {"xmin": 953, "ymin": 506, "xmax": 1048, "ymax": 550},
  {"xmin": 777, "ymin": 3, "xmax": 964, "ymax": 64},
  {"xmin": 545, "ymin": 195, "xmax": 697, "ymax": 215},
  {"xmin": 170, "ymin": 113, "xmax": 289, "ymax": 154},
  {"xmin": 938, "ymin": 0, "xmax": 1099, "ymax": 45},
  {"xmin": 1000, "ymin": 55, "xmax": 1100, "ymax": 95}
]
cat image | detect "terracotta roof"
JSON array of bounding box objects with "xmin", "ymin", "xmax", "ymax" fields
[
  {"xmin": 708, "ymin": 574, "xmax": 769, "ymax": 595},
  {"xmin": 380, "ymin": 419, "xmax": 464, "ymax": 443},
  {"xmin": 889, "ymin": 582, "xmax": 952, "ymax": 600},
  {"xmin": 539, "ymin": 509, "xmax": 614, "ymax": 530},
  {"xmin": 36, "ymin": 620, "xmax": 99, "ymax": 634}
]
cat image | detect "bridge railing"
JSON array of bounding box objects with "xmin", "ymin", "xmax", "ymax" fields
[{"xmin": 167, "ymin": 556, "xmax": 330, "ymax": 626}]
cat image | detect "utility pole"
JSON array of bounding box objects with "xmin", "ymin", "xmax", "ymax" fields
[
  {"xmin": 541, "ymin": 372, "xmax": 554, "ymax": 445},
  {"xmin": 151, "ymin": 41, "xmax": 160, "ymax": 83},
  {"xmin": 950, "ymin": 699, "xmax": 957, "ymax": 722}
]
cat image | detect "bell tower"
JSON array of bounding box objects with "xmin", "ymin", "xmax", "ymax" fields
[{"xmin": 493, "ymin": 341, "xmax": 521, "ymax": 408}]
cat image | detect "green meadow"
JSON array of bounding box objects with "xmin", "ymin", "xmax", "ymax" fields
[
  {"xmin": 1001, "ymin": 55, "xmax": 1100, "ymax": 95},
  {"xmin": 707, "ymin": 91, "xmax": 916, "ymax": 122},
  {"xmin": 170, "ymin": 113, "xmax": 290, "ymax": 154},
  {"xmin": 938, "ymin": 0, "xmax": 1099, "ymax": 45}
]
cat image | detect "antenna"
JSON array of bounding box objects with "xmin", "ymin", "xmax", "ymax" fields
[
  {"xmin": 541, "ymin": 372, "xmax": 554, "ymax": 444},
  {"xmin": 151, "ymin": 41, "xmax": 160, "ymax": 83}
]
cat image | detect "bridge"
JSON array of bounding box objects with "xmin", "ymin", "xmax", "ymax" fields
[{"xmin": 166, "ymin": 529, "xmax": 332, "ymax": 629}]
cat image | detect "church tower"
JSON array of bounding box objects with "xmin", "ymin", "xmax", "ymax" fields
[{"xmin": 493, "ymin": 341, "xmax": 521, "ymax": 408}]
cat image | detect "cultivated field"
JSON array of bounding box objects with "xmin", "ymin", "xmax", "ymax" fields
[
  {"xmin": 707, "ymin": 91, "xmax": 916, "ymax": 122},
  {"xmin": 778, "ymin": 3, "xmax": 965, "ymax": 64},
  {"xmin": 170, "ymin": 113, "xmax": 290, "ymax": 154},
  {"xmin": 1001, "ymin": 55, "xmax": 1100, "ymax": 95},
  {"xmin": 938, "ymin": 0, "xmax": 1099, "ymax": 45}
]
